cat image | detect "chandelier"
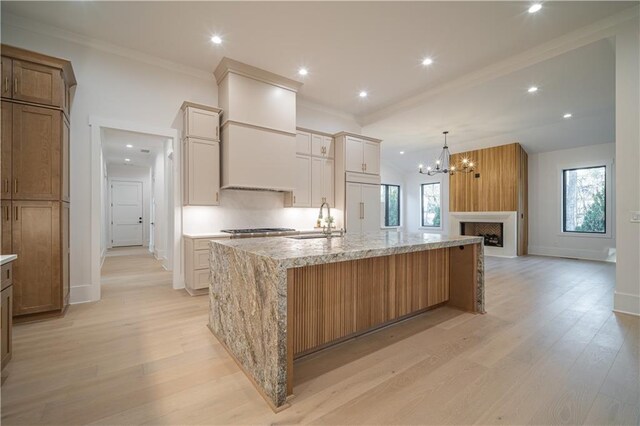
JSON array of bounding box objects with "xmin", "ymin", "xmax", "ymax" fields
[{"xmin": 419, "ymin": 131, "xmax": 476, "ymax": 176}]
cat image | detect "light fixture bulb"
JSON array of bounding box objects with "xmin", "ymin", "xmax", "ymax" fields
[
  {"xmin": 462, "ymin": 158, "xmax": 468, "ymax": 164},
  {"xmin": 427, "ymin": 166, "xmax": 432, "ymax": 171},
  {"xmin": 469, "ymin": 162, "xmax": 474, "ymax": 167},
  {"xmin": 126, "ymin": 144, "xmax": 133, "ymax": 148},
  {"xmin": 422, "ymin": 57, "xmax": 433, "ymax": 66},
  {"xmin": 124, "ymin": 158, "xmax": 131, "ymax": 162},
  {"xmin": 359, "ymin": 91, "xmax": 368, "ymax": 98},
  {"xmin": 528, "ymin": 3, "xmax": 542, "ymax": 13},
  {"xmin": 451, "ymin": 166, "xmax": 456, "ymax": 171},
  {"xmin": 211, "ymin": 35, "xmax": 222, "ymax": 44},
  {"xmin": 528, "ymin": 86, "xmax": 538, "ymax": 93},
  {"xmin": 436, "ymin": 160, "xmax": 440, "ymax": 164},
  {"xmin": 419, "ymin": 164, "xmax": 424, "ymax": 169},
  {"xmin": 563, "ymin": 113, "xmax": 572, "ymax": 119},
  {"xmin": 400, "ymin": 151, "xmax": 405, "ymax": 155},
  {"xmin": 298, "ymin": 68, "xmax": 308, "ymax": 76}
]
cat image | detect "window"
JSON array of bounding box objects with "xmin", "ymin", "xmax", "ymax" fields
[
  {"xmin": 421, "ymin": 183, "xmax": 441, "ymax": 228},
  {"xmin": 562, "ymin": 166, "xmax": 606, "ymax": 233},
  {"xmin": 381, "ymin": 184, "xmax": 400, "ymax": 227}
]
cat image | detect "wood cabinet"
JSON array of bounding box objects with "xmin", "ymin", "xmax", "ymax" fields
[
  {"xmin": 184, "ymin": 235, "xmax": 229, "ymax": 296},
  {"xmin": 1, "ymin": 272, "xmax": 13, "ymax": 370},
  {"xmin": 1, "ymin": 46, "xmax": 74, "ymax": 321},
  {"xmin": 11, "ymin": 60, "xmax": 63, "ymax": 108},
  {"xmin": 12, "ymin": 201, "xmax": 61, "ymax": 316},
  {"xmin": 346, "ymin": 181, "xmax": 380, "ymax": 234},
  {"xmin": 1, "ymin": 102, "xmax": 11, "ymax": 199},
  {"xmin": 183, "ymin": 138, "xmax": 220, "ymax": 206},
  {"xmin": 181, "ymin": 102, "xmax": 222, "ymax": 206},
  {"xmin": 1, "ymin": 57, "xmax": 11, "ymax": 99},
  {"xmin": 12, "ymin": 104, "xmax": 62, "ymax": 201},
  {"xmin": 1, "ymin": 201, "xmax": 11, "ymax": 255},
  {"xmin": 449, "ymin": 143, "xmax": 528, "ymax": 255}
]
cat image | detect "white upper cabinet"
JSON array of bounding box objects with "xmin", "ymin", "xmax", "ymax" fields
[
  {"xmin": 345, "ymin": 135, "xmax": 380, "ymax": 175},
  {"xmin": 182, "ymin": 102, "xmax": 222, "ymax": 141},
  {"xmin": 311, "ymin": 134, "xmax": 334, "ymax": 158},
  {"xmin": 296, "ymin": 131, "xmax": 311, "ymax": 155},
  {"xmin": 183, "ymin": 138, "xmax": 220, "ymax": 206},
  {"xmin": 363, "ymin": 141, "xmax": 380, "ymax": 175},
  {"xmin": 311, "ymin": 157, "xmax": 334, "ymax": 207},
  {"xmin": 345, "ymin": 136, "xmax": 364, "ymax": 173},
  {"xmin": 345, "ymin": 182, "xmax": 380, "ymax": 234}
]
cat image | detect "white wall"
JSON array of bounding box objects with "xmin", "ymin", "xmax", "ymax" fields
[
  {"xmin": 297, "ymin": 101, "xmax": 361, "ymax": 134},
  {"xmin": 614, "ymin": 17, "xmax": 640, "ymax": 316},
  {"xmin": 100, "ymin": 149, "xmax": 108, "ymax": 261},
  {"xmin": 151, "ymin": 150, "xmax": 166, "ymax": 261},
  {"xmin": 1, "ymin": 22, "xmax": 218, "ymax": 302},
  {"xmin": 182, "ymin": 191, "xmax": 323, "ymax": 234},
  {"xmin": 107, "ymin": 164, "xmax": 152, "ymax": 247},
  {"xmin": 528, "ymin": 143, "xmax": 616, "ymax": 261}
]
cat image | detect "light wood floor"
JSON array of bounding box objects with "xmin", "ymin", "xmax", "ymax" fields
[{"xmin": 1, "ymin": 253, "xmax": 638, "ymax": 425}]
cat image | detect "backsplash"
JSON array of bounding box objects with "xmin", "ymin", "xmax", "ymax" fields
[{"xmin": 182, "ymin": 189, "xmax": 341, "ymax": 234}]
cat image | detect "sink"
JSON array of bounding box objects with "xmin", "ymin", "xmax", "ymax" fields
[{"xmin": 287, "ymin": 234, "xmax": 341, "ymax": 240}]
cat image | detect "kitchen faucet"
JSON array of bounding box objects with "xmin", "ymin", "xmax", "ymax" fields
[{"xmin": 318, "ymin": 201, "xmax": 344, "ymax": 239}]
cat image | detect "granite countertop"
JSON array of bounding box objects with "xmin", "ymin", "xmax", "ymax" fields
[
  {"xmin": 0, "ymin": 254, "xmax": 17, "ymax": 266},
  {"xmin": 211, "ymin": 231, "xmax": 483, "ymax": 268}
]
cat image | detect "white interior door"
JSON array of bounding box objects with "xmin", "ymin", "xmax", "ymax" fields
[
  {"xmin": 361, "ymin": 183, "xmax": 381, "ymax": 232},
  {"xmin": 111, "ymin": 181, "xmax": 143, "ymax": 247}
]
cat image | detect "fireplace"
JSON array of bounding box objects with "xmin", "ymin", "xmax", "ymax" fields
[{"xmin": 460, "ymin": 222, "xmax": 504, "ymax": 247}]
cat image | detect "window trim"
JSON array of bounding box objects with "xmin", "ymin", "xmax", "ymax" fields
[
  {"xmin": 420, "ymin": 182, "xmax": 442, "ymax": 229},
  {"xmin": 381, "ymin": 183, "xmax": 401, "ymax": 228},
  {"xmin": 560, "ymin": 164, "xmax": 610, "ymax": 238}
]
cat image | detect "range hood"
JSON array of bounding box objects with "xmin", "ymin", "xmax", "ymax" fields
[{"xmin": 214, "ymin": 58, "xmax": 303, "ymax": 192}]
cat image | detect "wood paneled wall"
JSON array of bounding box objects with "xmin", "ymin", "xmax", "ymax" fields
[
  {"xmin": 449, "ymin": 143, "xmax": 528, "ymax": 255},
  {"xmin": 289, "ymin": 249, "xmax": 450, "ymax": 357}
]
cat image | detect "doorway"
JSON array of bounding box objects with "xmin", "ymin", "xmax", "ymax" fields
[{"xmin": 90, "ymin": 117, "xmax": 182, "ymax": 302}]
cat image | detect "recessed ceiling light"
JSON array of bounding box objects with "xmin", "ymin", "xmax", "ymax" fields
[
  {"xmin": 563, "ymin": 113, "xmax": 572, "ymax": 119},
  {"xmin": 298, "ymin": 68, "xmax": 308, "ymax": 76},
  {"xmin": 527, "ymin": 86, "xmax": 538, "ymax": 93},
  {"xmin": 359, "ymin": 91, "xmax": 368, "ymax": 98},
  {"xmin": 126, "ymin": 144, "xmax": 133, "ymax": 148},
  {"xmin": 124, "ymin": 158, "xmax": 131, "ymax": 162},
  {"xmin": 211, "ymin": 35, "xmax": 222, "ymax": 45},
  {"xmin": 400, "ymin": 151, "xmax": 405, "ymax": 155},
  {"xmin": 528, "ymin": 3, "xmax": 542, "ymax": 13},
  {"xmin": 422, "ymin": 57, "xmax": 433, "ymax": 66}
]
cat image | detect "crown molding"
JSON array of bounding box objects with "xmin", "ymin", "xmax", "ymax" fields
[
  {"xmin": 214, "ymin": 57, "xmax": 303, "ymax": 92},
  {"xmin": 360, "ymin": 5, "xmax": 639, "ymax": 126},
  {"xmin": 3, "ymin": 13, "xmax": 214, "ymax": 81}
]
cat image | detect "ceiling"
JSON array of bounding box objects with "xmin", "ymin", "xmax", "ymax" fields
[
  {"xmin": 367, "ymin": 38, "xmax": 616, "ymax": 169},
  {"xmin": 2, "ymin": 1, "xmax": 635, "ymax": 119},
  {"xmin": 102, "ymin": 128, "xmax": 166, "ymax": 168}
]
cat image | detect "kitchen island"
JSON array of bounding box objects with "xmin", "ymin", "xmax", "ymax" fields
[{"xmin": 208, "ymin": 232, "xmax": 484, "ymax": 410}]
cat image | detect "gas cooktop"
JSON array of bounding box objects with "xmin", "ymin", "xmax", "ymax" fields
[{"xmin": 220, "ymin": 228, "xmax": 298, "ymax": 238}]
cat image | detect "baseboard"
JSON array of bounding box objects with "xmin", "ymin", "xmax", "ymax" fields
[
  {"xmin": 100, "ymin": 248, "xmax": 106, "ymax": 268},
  {"xmin": 527, "ymin": 245, "xmax": 610, "ymax": 262},
  {"xmin": 154, "ymin": 249, "xmax": 166, "ymax": 261},
  {"xmin": 613, "ymin": 291, "xmax": 640, "ymax": 316},
  {"xmin": 70, "ymin": 284, "xmax": 96, "ymax": 304}
]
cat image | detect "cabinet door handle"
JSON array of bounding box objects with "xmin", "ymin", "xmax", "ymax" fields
[
  {"xmin": 360, "ymin": 202, "xmax": 364, "ymax": 219},
  {"xmin": 4, "ymin": 206, "xmax": 8, "ymax": 222},
  {"xmin": 216, "ymin": 126, "xmax": 219, "ymax": 140},
  {"xmin": 364, "ymin": 163, "xmax": 367, "ymax": 172},
  {"xmin": 13, "ymin": 78, "xmax": 17, "ymax": 94},
  {"xmin": 3, "ymin": 179, "xmax": 7, "ymax": 193},
  {"xmin": 293, "ymin": 195, "xmax": 296, "ymax": 204},
  {"xmin": 13, "ymin": 179, "xmax": 17, "ymax": 194},
  {"xmin": 215, "ymin": 192, "xmax": 219, "ymax": 202},
  {"xmin": 14, "ymin": 206, "xmax": 18, "ymax": 221},
  {"xmin": 3, "ymin": 77, "xmax": 7, "ymax": 94}
]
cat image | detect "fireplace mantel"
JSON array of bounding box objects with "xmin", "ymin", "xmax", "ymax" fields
[{"xmin": 449, "ymin": 211, "xmax": 518, "ymax": 257}]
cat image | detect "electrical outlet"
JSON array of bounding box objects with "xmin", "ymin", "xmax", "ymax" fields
[{"xmin": 631, "ymin": 211, "xmax": 640, "ymax": 223}]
